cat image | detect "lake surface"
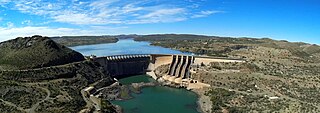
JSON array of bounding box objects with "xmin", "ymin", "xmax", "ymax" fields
[
  {"xmin": 71, "ymin": 38, "xmax": 192, "ymax": 56},
  {"xmin": 72, "ymin": 39, "xmax": 199, "ymax": 113}
]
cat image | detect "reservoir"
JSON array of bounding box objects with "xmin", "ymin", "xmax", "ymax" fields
[
  {"xmin": 71, "ymin": 38, "xmax": 192, "ymax": 56},
  {"xmin": 71, "ymin": 39, "xmax": 199, "ymax": 113}
]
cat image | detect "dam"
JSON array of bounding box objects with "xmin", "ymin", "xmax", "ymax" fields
[
  {"xmin": 72, "ymin": 39, "xmax": 245, "ymax": 113},
  {"xmin": 93, "ymin": 54, "xmax": 245, "ymax": 85},
  {"xmin": 94, "ymin": 54, "xmax": 151, "ymax": 78}
]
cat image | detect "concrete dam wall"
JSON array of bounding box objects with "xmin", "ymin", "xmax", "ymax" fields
[
  {"xmin": 94, "ymin": 54, "xmax": 151, "ymax": 78},
  {"xmin": 93, "ymin": 54, "xmax": 245, "ymax": 79}
]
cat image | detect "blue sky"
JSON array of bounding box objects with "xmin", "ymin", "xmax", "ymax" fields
[{"xmin": 0, "ymin": 0, "xmax": 319, "ymax": 44}]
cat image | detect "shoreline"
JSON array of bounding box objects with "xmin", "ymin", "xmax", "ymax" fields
[
  {"xmin": 147, "ymin": 74, "xmax": 211, "ymax": 113},
  {"xmin": 192, "ymin": 88, "xmax": 212, "ymax": 113}
]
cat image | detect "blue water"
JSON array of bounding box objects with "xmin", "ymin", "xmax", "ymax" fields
[{"xmin": 71, "ymin": 38, "xmax": 192, "ymax": 56}]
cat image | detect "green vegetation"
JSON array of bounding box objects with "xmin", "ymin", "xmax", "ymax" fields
[
  {"xmin": 205, "ymin": 88, "xmax": 236, "ymax": 112},
  {"xmin": 0, "ymin": 102, "xmax": 25, "ymax": 113},
  {"xmin": 2, "ymin": 86, "xmax": 46, "ymax": 109},
  {"xmin": 101, "ymin": 99, "xmax": 118, "ymax": 113},
  {"xmin": 119, "ymin": 86, "xmax": 132, "ymax": 100},
  {"xmin": 0, "ymin": 35, "xmax": 85, "ymax": 70},
  {"xmin": 51, "ymin": 36, "xmax": 119, "ymax": 47},
  {"xmin": 204, "ymin": 88, "xmax": 317, "ymax": 113},
  {"xmin": 0, "ymin": 59, "xmax": 116, "ymax": 112}
]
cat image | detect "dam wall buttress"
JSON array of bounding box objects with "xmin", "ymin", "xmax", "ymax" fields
[{"xmin": 166, "ymin": 55, "xmax": 195, "ymax": 79}]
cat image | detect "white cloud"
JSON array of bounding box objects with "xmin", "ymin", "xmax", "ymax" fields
[
  {"xmin": 0, "ymin": 26, "xmax": 128, "ymax": 42},
  {"xmin": 122, "ymin": 4, "xmax": 143, "ymax": 13},
  {"xmin": 191, "ymin": 10, "xmax": 222, "ymax": 18},
  {"xmin": 89, "ymin": 0, "xmax": 119, "ymax": 9},
  {"xmin": 52, "ymin": 12, "xmax": 120, "ymax": 25},
  {"xmin": 21, "ymin": 20, "xmax": 32, "ymax": 25},
  {"xmin": 125, "ymin": 8, "xmax": 187, "ymax": 24},
  {"xmin": 139, "ymin": 8, "xmax": 185, "ymax": 18},
  {"xmin": 0, "ymin": 0, "xmax": 217, "ymax": 25},
  {"xmin": 6, "ymin": 22, "xmax": 14, "ymax": 28},
  {"xmin": 0, "ymin": 0, "xmax": 220, "ymax": 41},
  {"xmin": 0, "ymin": 0, "xmax": 10, "ymax": 4}
]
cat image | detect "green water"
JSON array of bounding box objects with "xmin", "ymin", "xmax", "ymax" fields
[
  {"xmin": 118, "ymin": 75, "xmax": 155, "ymax": 85},
  {"xmin": 113, "ymin": 75, "xmax": 199, "ymax": 113}
]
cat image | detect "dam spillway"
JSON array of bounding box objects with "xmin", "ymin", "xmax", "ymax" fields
[{"xmin": 167, "ymin": 55, "xmax": 194, "ymax": 79}]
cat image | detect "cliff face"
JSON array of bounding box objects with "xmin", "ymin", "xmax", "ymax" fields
[{"xmin": 0, "ymin": 35, "xmax": 85, "ymax": 70}]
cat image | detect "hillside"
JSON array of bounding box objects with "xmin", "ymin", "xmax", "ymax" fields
[
  {"xmin": 134, "ymin": 34, "xmax": 211, "ymax": 41},
  {"xmin": 0, "ymin": 35, "xmax": 85, "ymax": 70},
  {"xmin": 51, "ymin": 36, "xmax": 119, "ymax": 47},
  {"xmin": 0, "ymin": 61, "xmax": 117, "ymax": 113},
  {"xmin": 139, "ymin": 34, "xmax": 320, "ymax": 113},
  {"xmin": 135, "ymin": 34, "xmax": 320, "ymax": 60},
  {"xmin": 0, "ymin": 35, "xmax": 118, "ymax": 113}
]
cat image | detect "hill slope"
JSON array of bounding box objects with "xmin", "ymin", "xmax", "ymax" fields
[
  {"xmin": 0, "ymin": 35, "xmax": 118, "ymax": 112},
  {"xmin": 51, "ymin": 36, "xmax": 119, "ymax": 47},
  {"xmin": 0, "ymin": 35, "xmax": 85, "ymax": 70},
  {"xmin": 137, "ymin": 34, "xmax": 320, "ymax": 113}
]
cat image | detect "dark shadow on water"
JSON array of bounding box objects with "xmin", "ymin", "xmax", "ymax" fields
[
  {"xmin": 117, "ymin": 74, "xmax": 155, "ymax": 85},
  {"xmin": 114, "ymin": 73, "xmax": 146, "ymax": 79},
  {"xmin": 128, "ymin": 107, "xmax": 140, "ymax": 113}
]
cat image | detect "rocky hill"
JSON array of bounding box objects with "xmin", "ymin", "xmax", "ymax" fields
[
  {"xmin": 0, "ymin": 35, "xmax": 85, "ymax": 70},
  {"xmin": 0, "ymin": 35, "xmax": 118, "ymax": 113}
]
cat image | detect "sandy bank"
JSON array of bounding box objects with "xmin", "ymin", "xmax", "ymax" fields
[{"xmin": 192, "ymin": 88, "xmax": 212, "ymax": 113}]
